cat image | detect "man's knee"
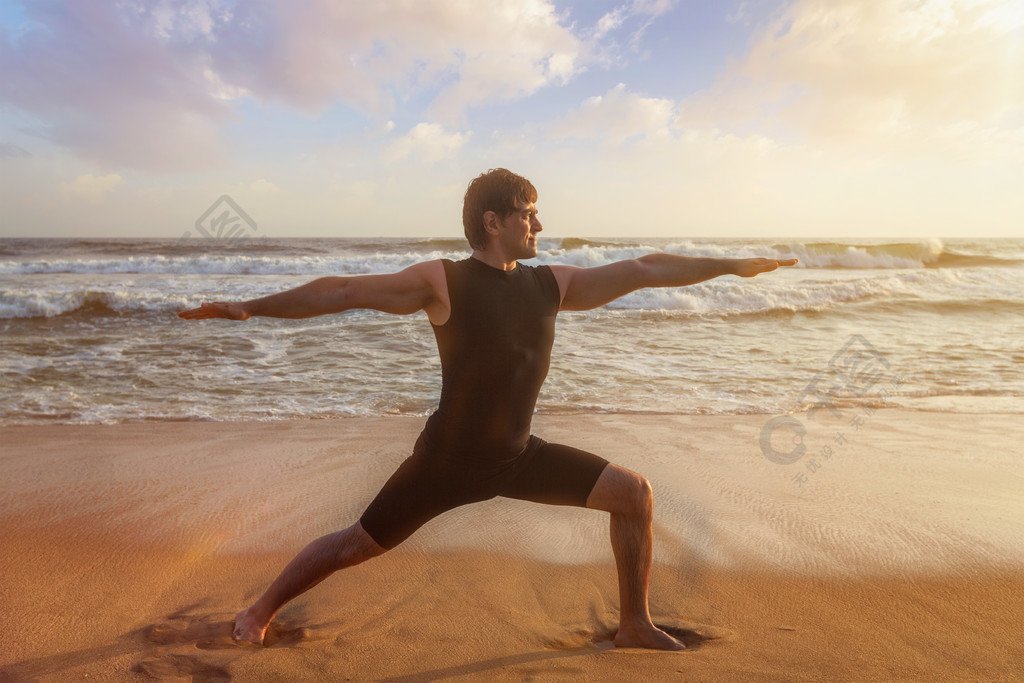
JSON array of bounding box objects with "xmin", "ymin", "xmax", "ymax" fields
[
  {"xmin": 587, "ymin": 464, "xmax": 653, "ymax": 518},
  {"xmin": 611, "ymin": 471, "xmax": 653, "ymax": 519},
  {"xmin": 333, "ymin": 522, "xmax": 388, "ymax": 564},
  {"xmin": 630, "ymin": 474, "xmax": 654, "ymax": 519}
]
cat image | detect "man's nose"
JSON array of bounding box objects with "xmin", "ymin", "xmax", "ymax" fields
[{"xmin": 532, "ymin": 218, "xmax": 543, "ymax": 232}]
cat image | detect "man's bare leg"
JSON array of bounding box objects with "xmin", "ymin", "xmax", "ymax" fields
[
  {"xmin": 586, "ymin": 464, "xmax": 685, "ymax": 650},
  {"xmin": 234, "ymin": 521, "xmax": 386, "ymax": 644}
]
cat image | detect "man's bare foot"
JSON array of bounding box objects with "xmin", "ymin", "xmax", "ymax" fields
[
  {"xmin": 233, "ymin": 607, "xmax": 269, "ymax": 645},
  {"xmin": 613, "ymin": 624, "xmax": 686, "ymax": 651}
]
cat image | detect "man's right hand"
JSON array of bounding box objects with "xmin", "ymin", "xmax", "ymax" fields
[{"xmin": 178, "ymin": 301, "xmax": 250, "ymax": 321}]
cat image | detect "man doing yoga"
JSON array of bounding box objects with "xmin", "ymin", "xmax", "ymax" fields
[{"xmin": 178, "ymin": 168, "xmax": 797, "ymax": 650}]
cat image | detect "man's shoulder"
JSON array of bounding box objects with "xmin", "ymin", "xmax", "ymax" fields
[
  {"xmin": 396, "ymin": 259, "xmax": 449, "ymax": 293},
  {"xmin": 401, "ymin": 259, "xmax": 450, "ymax": 325},
  {"xmin": 407, "ymin": 258, "xmax": 449, "ymax": 273}
]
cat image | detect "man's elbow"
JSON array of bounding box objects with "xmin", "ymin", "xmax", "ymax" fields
[
  {"xmin": 633, "ymin": 254, "xmax": 673, "ymax": 287},
  {"xmin": 315, "ymin": 276, "xmax": 352, "ymax": 315}
]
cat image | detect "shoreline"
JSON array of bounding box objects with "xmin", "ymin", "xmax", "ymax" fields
[
  {"xmin": 3, "ymin": 410, "xmax": 1022, "ymax": 679},
  {"xmin": 3, "ymin": 395, "xmax": 1023, "ymax": 432}
]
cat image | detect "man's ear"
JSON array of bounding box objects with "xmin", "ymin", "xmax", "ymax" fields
[{"xmin": 483, "ymin": 210, "xmax": 500, "ymax": 236}]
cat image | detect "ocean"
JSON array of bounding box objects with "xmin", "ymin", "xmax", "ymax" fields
[{"xmin": 1, "ymin": 236, "xmax": 1022, "ymax": 424}]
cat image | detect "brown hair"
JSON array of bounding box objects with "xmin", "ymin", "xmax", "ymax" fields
[{"xmin": 462, "ymin": 168, "xmax": 537, "ymax": 250}]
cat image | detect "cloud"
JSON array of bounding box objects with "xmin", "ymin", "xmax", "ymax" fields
[
  {"xmin": 551, "ymin": 84, "xmax": 676, "ymax": 143},
  {"xmin": 247, "ymin": 179, "xmax": 280, "ymax": 196},
  {"xmin": 589, "ymin": 0, "xmax": 681, "ymax": 61},
  {"xmin": 59, "ymin": 173, "xmax": 124, "ymax": 201},
  {"xmin": 680, "ymin": 0, "xmax": 1024, "ymax": 157},
  {"xmin": 630, "ymin": 0, "xmax": 680, "ymax": 17},
  {"xmin": 139, "ymin": 0, "xmax": 228, "ymax": 41},
  {"xmin": 388, "ymin": 1, "xmax": 582, "ymax": 121},
  {"xmin": 594, "ymin": 7, "xmax": 628, "ymax": 40},
  {"xmin": 726, "ymin": 1, "xmax": 774, "ymax": 25},
  {"xmin": 0, "ymin": 0, "xmax": 592, "ymax": 171},
  {"xmin": 386, "ymin": 123, "xmax": 469, "ymax": 163},
  {"xmin": 0, "ymin": 2, "xmax": 233, "ymax": 172},
  {"xmin": 0, "ymin": 141, "xmax": 30, "ymax": 158}
]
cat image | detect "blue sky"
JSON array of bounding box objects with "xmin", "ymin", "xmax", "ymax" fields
[{"xmin": 0, "ymin": 0, "xmax": 1021, "ymax": 239}]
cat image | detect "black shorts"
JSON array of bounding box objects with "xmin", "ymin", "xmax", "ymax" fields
[{"xmin": 359, "ymin": 433, "xmax": 609, "ymax": 550}]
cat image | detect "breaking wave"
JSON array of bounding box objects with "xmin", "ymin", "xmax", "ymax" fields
[
  {"xmin": 5, "ymin": 270, "xmax": 1019, "ymax": 320},
  {"xmin": 2, "ymin": 237, "xmax": 1021, "ymax": 275}
]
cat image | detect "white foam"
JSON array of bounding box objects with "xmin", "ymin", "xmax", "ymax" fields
[
  {"xmin": 0, "ymin": 238, "xmax": 960, "ymax": 275},
  {"xmin": 6, "ymin": 263, "xmax": 1013, "ymax": 319},
  {"xmin": 0, "ymin": 288, "xmax": 191, "ymax": 318},
  {"xmin": 601, "ymin": 272, "xmax": 918, "ymax": 315}
]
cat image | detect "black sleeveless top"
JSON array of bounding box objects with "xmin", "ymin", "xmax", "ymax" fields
[{"xmin": 421, "ymin": 257, "xmax": 561, "ymax": 461}]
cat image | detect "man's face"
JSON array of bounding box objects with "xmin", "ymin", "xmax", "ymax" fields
[{"xmin": 497, "ymin": 200, "xmax": 543, "ymax": 259}]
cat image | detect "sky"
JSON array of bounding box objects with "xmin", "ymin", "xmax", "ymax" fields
[{"xmin": 0, "ymin": 0, "xmax": 1021, "ymax": 240}]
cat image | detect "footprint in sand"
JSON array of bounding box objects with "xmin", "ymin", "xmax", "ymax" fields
[
  {"xmin": 132, "ymin": 610, "xmax": 316, "ymax": 679},
  {"xmin": 139, "ymin": 611, "xmax": 312, "ymax": 649},
  {"xmin": 248, "ymin": 622, "xmax": 311, "ymax": 648},
  {"xmin": 546, "ymin": 622, "xmax": 734, "ymax": 651},
  {"xmin": 656, "ymin": 622, "xmax": 735, "ymax": 649},
  {"xmin": 133, "ymin": 653, "xmax": 232, "ymax": 680}
]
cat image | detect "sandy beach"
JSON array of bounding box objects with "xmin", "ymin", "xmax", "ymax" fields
[{"xmin": 2, "ymin": 410, "xmax": 1023, "ymax": 681}]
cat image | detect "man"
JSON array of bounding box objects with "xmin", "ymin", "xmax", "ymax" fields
[{"xmin": 179, "ymin": 168, "xmax": 797, "ymax": 650}]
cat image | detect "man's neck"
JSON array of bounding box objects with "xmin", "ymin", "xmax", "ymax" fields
[{"xmin": 470, "ymin": 248, "xmax": 518, "ymax": 271}]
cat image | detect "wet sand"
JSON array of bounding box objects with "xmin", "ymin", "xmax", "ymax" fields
[{"xmin": 2, "ymin": 412, "xmax": 1023, "ymax": 680}]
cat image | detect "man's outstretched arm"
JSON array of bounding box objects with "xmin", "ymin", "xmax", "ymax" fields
[
  {"xmin": 550, "ymin": 254, "xmax": 798, "ymax": 311},
  {"xmin": 177, "ymin": 260, "xmax": 447, "ymax": 322}
]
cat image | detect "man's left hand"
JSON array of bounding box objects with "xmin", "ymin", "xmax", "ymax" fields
[{"xmin": 733, "ymin": 257, "xmax": 799, "ymax": 278}]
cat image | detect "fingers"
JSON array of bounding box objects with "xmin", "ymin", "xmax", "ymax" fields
[
  {"xmin": 743, "ymin": 257, "xmax": 798, "ymax": 277},
  {"xmin": 178, "ymin": 302, "xmax": 220, "ymax": 320},
  {"xmin": 178, "ymin": 308, "xmax": 209, "ymax": 319},
  {"xmin": 767, "ymin": 258, "xmax": 798, "ymax": 272}
]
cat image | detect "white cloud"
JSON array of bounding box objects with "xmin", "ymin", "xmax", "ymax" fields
[
  {"xmin": 631, "ymin": 0, "xmax": 679, "ymax": 17},
  {"xmin": 386, "ymin": 123, "xmax": 469, "ymax": 163},
  {"xmin": 594, "ymin": 7, "xmax": 628, "ymax": 39},
  {"xmin": 200, "ymin": 0, "xmax": 584, "ymax": 119},
  {"xmin": 680, "ymin": 0, "xmax": 1024, "ymax": 158},
  {"xmin": 59, "ymin": 173, "xmax": 124, "ymax": 201},
  {"xmin": 0, "ymin": 0, "xmax": 586, "ymax": 171},
  {"xmin": 135, "ymin": 0, "xmax": 229, "ymax": 41},
  {"xmin": 202, "ymin": 67, "xmax": 248, "ymax": 101},
  {"xmin": 552, "ymin": 84, "xmax": 676, "ymax": 143},
  {"xmin": 247, "ymin": 179, "xmax": 281, "ymax": 196},
  {"xmin": 0, "ymin": 3, "xmax": 233, "ymax": 172},
  {"xmin": 414, "ymin": 1, "xmax": 583, "ymax": 121},
  {"xmin": 587, "ymin": 0, "xmax": 681, "ymax": 60}
]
